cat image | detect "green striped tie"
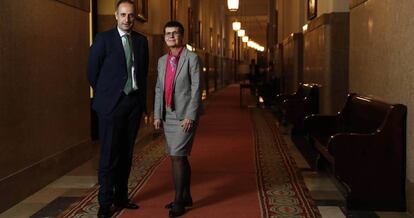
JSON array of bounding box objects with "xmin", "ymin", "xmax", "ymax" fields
[{"xmin": 123, "ymin": 34, "xmax": 133, "ymax": 94}]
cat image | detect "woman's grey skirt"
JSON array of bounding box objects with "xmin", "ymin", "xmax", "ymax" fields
[{"xmin": 163, "ymin": 107, "xmax": 197, "ymax": 156}]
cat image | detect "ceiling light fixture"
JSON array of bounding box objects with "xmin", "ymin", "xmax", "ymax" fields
[
  {"xmin": 227, "ymin": 0, "xmax": 239, "ymax": 11},
  {"xmin": 232, "ymin": 21, "xmax": 241, "ymax": 31},
  {"xmin": 237, "ymin": 29, "xmax": 245, "ymax": 37}
]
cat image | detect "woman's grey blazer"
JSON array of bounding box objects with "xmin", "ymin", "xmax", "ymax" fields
[{"xmin": 154, "ymin": 48, "xmax": 202, "ymax": 121}]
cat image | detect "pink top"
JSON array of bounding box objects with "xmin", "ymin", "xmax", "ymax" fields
[{"xmin": 164, "ymin": 47, "xmax": 183, "ymax": 108}]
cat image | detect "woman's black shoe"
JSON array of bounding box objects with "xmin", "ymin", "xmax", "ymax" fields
[
  {"xmin": 168, "ymin": 204, "xmax": 186, "ymax": 217},
  {"xmin": 164, "ymin": 199, "xmax": 193, "ymax": 209}
]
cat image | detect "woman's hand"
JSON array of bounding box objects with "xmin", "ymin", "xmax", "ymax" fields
[
  {"xmin": 181, "ymin": 119, "xmax": 193, "ymax": 133},
  {"xmin": 154, "ymin": 119, "xmax": 162, "ymax": 130}
]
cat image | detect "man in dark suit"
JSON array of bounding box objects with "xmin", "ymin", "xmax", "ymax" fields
[{"xmin": 87, "ymin": 0, "xmax": 148, "ymax": 217}]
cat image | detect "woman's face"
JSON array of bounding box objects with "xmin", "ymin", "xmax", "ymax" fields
[{"xmin": 164, "ymin": 27, "xmax": 183, "ymax": 48}]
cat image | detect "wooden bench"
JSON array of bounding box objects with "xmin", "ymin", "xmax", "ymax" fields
[
  {"xmin": 304, "ymin": 93, "xmax": 407, "ymax": 211},
  {"xmin": 275, "ymin": 83, "xmax": 319, "ymax": 132}
]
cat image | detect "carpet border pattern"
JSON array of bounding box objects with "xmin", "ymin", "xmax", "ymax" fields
[
  {"xmin": 59, "ymin": 136, "xmax": 166, "ymax": 218},
  {"xmin": 252, "ymin": 109, "xmax": 321, "ymax": 218}
]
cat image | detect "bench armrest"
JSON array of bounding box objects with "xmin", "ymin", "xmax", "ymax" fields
[
  {"xmin": 276, "ymin": 91, "xmax": 303, "ymax": 100},
  {"xmin": 304, "ymin": 114, "xmax": 339, "ymax": 135},
  {"xmin": 282, "ymin": 98, "xmax": 305, "ymax": 111}
]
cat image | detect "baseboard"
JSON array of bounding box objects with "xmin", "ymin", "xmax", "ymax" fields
[
  {"xmin": 407, "ymin": 179, "xmax": 414, "ymax": 216},
  {"xmin": 0, "ymin": 139, "xmax": 96, "ymax": 213}
]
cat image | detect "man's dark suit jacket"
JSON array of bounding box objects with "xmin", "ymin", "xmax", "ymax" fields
[{"xmin": 87, "ymin": 27, "xmax": 148, "ymax": 115}]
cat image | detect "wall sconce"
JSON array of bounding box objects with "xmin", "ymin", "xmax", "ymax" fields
[
  {"xmin": 302, "ymin": 24, "xmax": 308, "ymax": 32},
  {"xmin": 242, "ymin": 36, "xmax": 249, "ymax": 42},
  {"xmin": 186, "ymin": 44, "xmax": 194, "ymax": 51}
]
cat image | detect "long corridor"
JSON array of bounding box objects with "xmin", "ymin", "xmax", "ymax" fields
[{"xmin": 1, "ymin": 85, "xmax": 412, "ymax": 218}]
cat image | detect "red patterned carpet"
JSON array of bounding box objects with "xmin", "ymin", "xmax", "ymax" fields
[
  {"xmin": 118, "ymin": 85, "xmax": 261, "ymax": 217},
  {"xmin": 60, "ymin": 85, "xmax": 320, "ymax": 218},
  {"xmin": 251, "ymin": 110, "xmax": 321, "ymax": 217}
]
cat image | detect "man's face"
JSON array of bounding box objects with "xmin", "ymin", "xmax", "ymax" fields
[
  {"xmin": 164, "ymin": 27, "xmax": 183, "ymax": 48},
  {"xmin": 115, "ymin": 2, "xmax": 135, "ymax": 32}
]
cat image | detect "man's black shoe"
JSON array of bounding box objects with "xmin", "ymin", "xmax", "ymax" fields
[
  {"xmin": 97, "ymin": 205, "xmax": 112, "ymax": 218},
  {"xmin": 114, "ymin": 201, "xmax": 139, "ymax": 210}
]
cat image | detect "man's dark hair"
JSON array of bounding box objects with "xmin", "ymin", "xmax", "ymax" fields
[
  {"xmin": 116, "ymin": 0, "xmax": 134, "ymax": 10},
  {"xmin": 164, "ymin": 21, "xmax": 185, "ymax": 35}
]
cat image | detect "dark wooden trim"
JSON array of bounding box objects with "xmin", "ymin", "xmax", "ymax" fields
[
  {"xmin": 55, "ymin": 0, "xmax": 90, "ymax": 12},
  {"xmin": 349, "ymin": 0, "xmax": 368, "ymax": 9},
  {"xmin": 307, "ymin": 0, "xmax": 317, "ymax": 20},
  {"xmin": 135, "ymin": 0, "xmax": 148, "ymax": 22},
  {"xmin": 305, "ymin": 12, "xmax": 349, "ymax": 33}
]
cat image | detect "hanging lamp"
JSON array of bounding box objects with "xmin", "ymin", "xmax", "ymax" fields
[{"xmin": 227, "ymin": 0, "xmax": 239, "ymax": 11}]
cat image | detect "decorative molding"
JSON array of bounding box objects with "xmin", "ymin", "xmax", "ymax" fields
[
  {"xmin": 282, "ymin": 32, "xmax": 303, "ymax": 47},
  {"xmin": 305, "ymin": 13, "xmax": 330, "ymax": 32},
  {"xmin": 349, "ymin": 0, "xmax": 368, "ymax": 10},
  {"xmin": 55, "ymin": 0, "xmax": 90, "ymax": 12},
  {"xmin": 305, "ymin": 12, "xmax": 349, "ymax": 33}
]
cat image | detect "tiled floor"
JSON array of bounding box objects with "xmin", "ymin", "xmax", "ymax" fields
[
  {"xmin": 1, "ymin": 108, "xmax": 413, "ymax": 218},
  {"xmin": 0, "ymin": 123, "xmax": 151, "ymax": 218},
  {"xmin": 0, "ymin": 154, "xmax": 99, "ymax": 218},
  {"xmin": 279, "ymin": 126, "xmax": 347, "ymax": 218}
]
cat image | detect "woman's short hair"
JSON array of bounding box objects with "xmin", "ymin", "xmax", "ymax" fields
[{"xmin": 164, "ymin": 21, "xmax": 185, "ymax": 35}]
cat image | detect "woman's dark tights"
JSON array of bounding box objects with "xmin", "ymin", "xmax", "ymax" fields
[{"xmin": 170, "ymin": 156, "xmax": 192, "ymax": 204}]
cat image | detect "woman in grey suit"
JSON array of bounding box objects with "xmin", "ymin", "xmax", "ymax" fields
[{"xmin": 153, "ymin": 21, "xmax": 201, "ymax": 217}]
